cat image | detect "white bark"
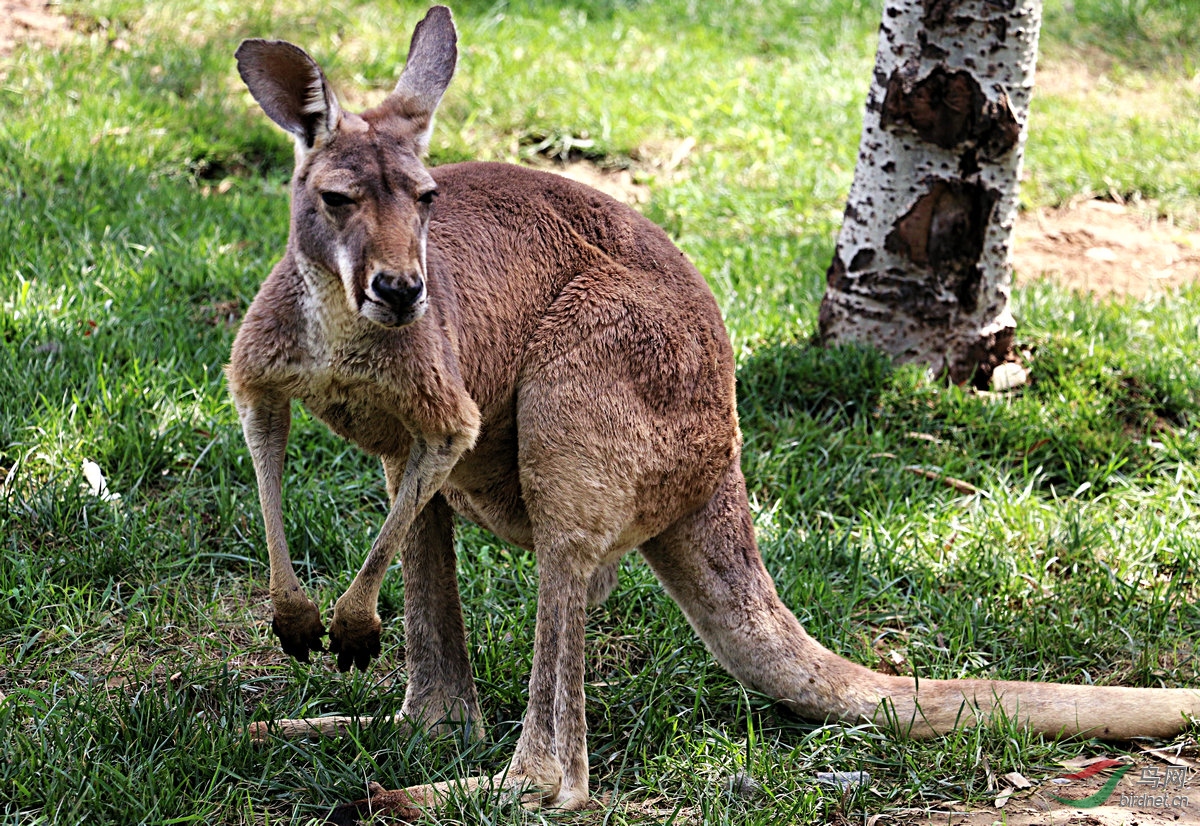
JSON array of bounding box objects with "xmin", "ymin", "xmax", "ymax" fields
[{"xmin": 818, "ymin": 0, "xmax": 1042, "ymax": 385}]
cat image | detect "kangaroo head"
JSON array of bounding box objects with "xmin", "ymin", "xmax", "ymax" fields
[{"xmin": 235, "ymin": 6, "xmax": 457, "ymax": 328}]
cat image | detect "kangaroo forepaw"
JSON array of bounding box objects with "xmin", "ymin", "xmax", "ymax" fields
[
  {"xmin": 328, "ymin": 613, "xmax": 382, "ymax": 672},
  {"xmin": 326, "ymin": 783, "xmax": 420, "ymax": 824},
  {"xmin": 271, "ymin": 601, "xmax": 326, "ymax": 662}
]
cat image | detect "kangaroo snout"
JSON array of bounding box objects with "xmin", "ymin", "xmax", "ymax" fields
[{"xmin": 368, "ymin": 271, "xmax": 426, "ymax": 324}]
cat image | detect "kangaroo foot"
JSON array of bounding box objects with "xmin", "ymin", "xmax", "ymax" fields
[
  {"xmin": 496, "ymin": 756, "xmax": 591, "ymax": 811},
  {"xmin": 327, "ymin": 770, "xmax": 591, "ymax": 825},
  {"xmin": 519, "ymin": 781, "xmax": 590, "ymax": 812},
  {"xmin": 326, "ymin": 783, "xmax": 420, "ymax": 825},
  {"xmin": 510, "ymin": 776, "xmax": 590, "ymax": 811},
  {"xmin": 271, "ymin": 597, "xmax": 325, "ymax": 662},
  {"xmin": 328, "ymin": 608, "xmax": 382, "ymax": 671}
]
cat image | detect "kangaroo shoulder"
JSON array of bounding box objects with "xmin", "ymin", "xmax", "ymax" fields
[{"xmin": 229, "ymin": 254, "xmax": 309, "ymax": 385}]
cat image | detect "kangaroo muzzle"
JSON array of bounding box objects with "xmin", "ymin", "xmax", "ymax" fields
[
  {"xmin": 372, "ymin": 272, "xmax": 424, "ymax": 310},
  {"xmin": 367, "ymin": 270, "xmax": 427, "ymax": 326}
]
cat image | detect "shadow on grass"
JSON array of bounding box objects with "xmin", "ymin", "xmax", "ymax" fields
[
  {"xmin": 737, "ymin": 340, "xmax": 895, "ymax": 424},
  {"xmin": 735, "ymin": 335, "xmax": 1199, "ymax": 501}
]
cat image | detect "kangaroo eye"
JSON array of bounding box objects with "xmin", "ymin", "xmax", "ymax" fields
[
  {"xmin": 417, "ymin": 189, "xmax": 438, "ymax": 206},
  {"xmin": 321, "ymin": 191, "xmax": 355, "ymax": 208}
]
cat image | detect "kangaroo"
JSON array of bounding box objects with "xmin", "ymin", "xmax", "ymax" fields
[{"xmin": 227, "ymin": 6, "xmax": 1199, "ymax": 819}]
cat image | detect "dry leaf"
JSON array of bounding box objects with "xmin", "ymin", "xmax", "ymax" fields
[
  {"xmin": 1001, "ymin": 771, "xmax": 1032, "ymax": 789},
  {"xmin": 1058, "ymin": 757, "xmax": 1126, "ymax": 780},
  {"xmin": 1059, "ymin": 755, "xmax": 1112, "ymax": 770},
  {"xmin": 1140, "ymin": 747, "xmax": 1199, "ymax": 769}
]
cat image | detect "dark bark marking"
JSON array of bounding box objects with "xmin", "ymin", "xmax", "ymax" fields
[
  {"xmin": 827, "ymin": 264, "xmax": 958, "ymax": 322},
  {"xmin": 918, "ymin": 30, "xmax": 950, "ymax": 60},
  {"xmin": 849, "ymin": 248, "xmax": 876, "ymax": 271},
  {"xmin": 922, "ymin": 0, "xmax": 962, "ymax": 29},
  {"xmin": 884, "ymin": 179, "xmax": 999, "ymax": 313},
  {"xmin": 955, "ymin": 322, "xmax": 1015, "ymax": 387},
  {"xmin": 825, "ymin": 252, "xmax": 848, "ymax": 290},
  {"xmin": 952, "ymin": 263, "xmax": 983, "ymax": 313},
  {"xmin": 987, "ymin": 15, "xmax": 1009, "ymax": 44},
  {"xmin": 959, "ymin": 147, "xmax": 980, "ymax": 177},
  {"xmin": 880, "ymin": 64, "xmax": 1020, "ymax": 159},
  {"xmin": 816, "ymin": 297, "xmax": 836, "ymax": 343}
]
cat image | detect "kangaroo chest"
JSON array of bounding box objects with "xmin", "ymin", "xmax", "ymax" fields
[
  {"xmin": 290, "ymin": 350, "xmax": 531, "ymax": 545},
  {"xmin": 287, "ymin": 297, "xmax": 416, "ymax": 457},
  {"xmin": 295, "ymin": 368, "xmax": 411, "ymax": 457}
]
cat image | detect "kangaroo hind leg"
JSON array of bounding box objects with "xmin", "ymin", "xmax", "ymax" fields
[
  {"xmin": 642, "ymin": 460, "xmax": 1200, "ymax": 739},
  {"xmin": 639, "ymin": 459, "xmax": 894, "ymax": 726}
]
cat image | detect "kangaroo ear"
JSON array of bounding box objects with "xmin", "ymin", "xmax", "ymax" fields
[
  {"xmin": 235, "ymin": 39, "xmax": 342, "ymax": 151},
  {"xmin": 385, "ymin": 5, "xmax": 458, "ymax": 153}
]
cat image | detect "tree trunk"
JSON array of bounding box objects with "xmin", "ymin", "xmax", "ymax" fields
[{"xmin": 817, "ymin": 0, "xmax": 1042, "ymax": 386}]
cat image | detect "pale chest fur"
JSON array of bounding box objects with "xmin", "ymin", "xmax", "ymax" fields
[{"xmin": 283, "ymin": 261, "xmax": 415, "ymax": 458}]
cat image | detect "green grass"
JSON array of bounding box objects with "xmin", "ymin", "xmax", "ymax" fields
[
  {"xmin": 1027, "ymin": 1, "xmax": 1200, "ymax": 215},
  {"xmin": 2, "ymin": 0, "xmax": 1199, "ymax": 823}
]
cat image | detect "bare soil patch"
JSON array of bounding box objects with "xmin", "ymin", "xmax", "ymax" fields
[
  {"xmin": 1012, "ymin": 199, "xmax": 1200, "ymax": 299},
  {"xmin": 0, "ymin": 0, "xmax": 69, "ymax": 56},
  {"xmin": 531, "ymin": 137, "xmax": 696, "ymax": 206},
  {"xmin": 892, "ymin": 751, "xmax": 1198, "ymax": 826},
  {"xmin": 538, "ymin": 160, "xmax": 651, "ymax": 205}
]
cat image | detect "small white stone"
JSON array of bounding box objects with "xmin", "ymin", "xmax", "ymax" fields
[
  {"xmin": 1085, "ymin": 246, "xmax": 1119, "ymax": 262},
  {"xmin": 990, "ymin": 362, "xmax": 1028, "ymax": 392}
]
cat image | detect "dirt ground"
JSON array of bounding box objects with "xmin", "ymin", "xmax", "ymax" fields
[
  {"xmin": 0, "ymin": 0, "xmax": 69, "ymax": 55},
  {"xmin": 1013, "ymin": 198, "xmax": 1200, "ymax": 299},
  {"xmin": 889, "ymin": 751, "xmax": 1199, "ymax": 826}
]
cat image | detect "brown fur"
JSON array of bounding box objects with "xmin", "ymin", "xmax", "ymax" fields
[{"xmin": 228, "ymin": 6, "xmax": 1199, "ymax": 817}]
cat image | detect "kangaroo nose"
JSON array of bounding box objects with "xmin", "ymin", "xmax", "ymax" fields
[{"xmin": 371, "ymin": 273, "xmax": 424, "ymax": 311}]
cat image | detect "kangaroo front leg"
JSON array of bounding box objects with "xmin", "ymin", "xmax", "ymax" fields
[
  {"xmin": 235, "ymin": 390, "xmax": 326, "ymax": 661},
  {"xmin": 249, "ymin": 491, "xmax": 480, "ymax": 743},
  {"xmin": 329, "ymin": 429, "xmax": 474, "ymax": 671}
]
